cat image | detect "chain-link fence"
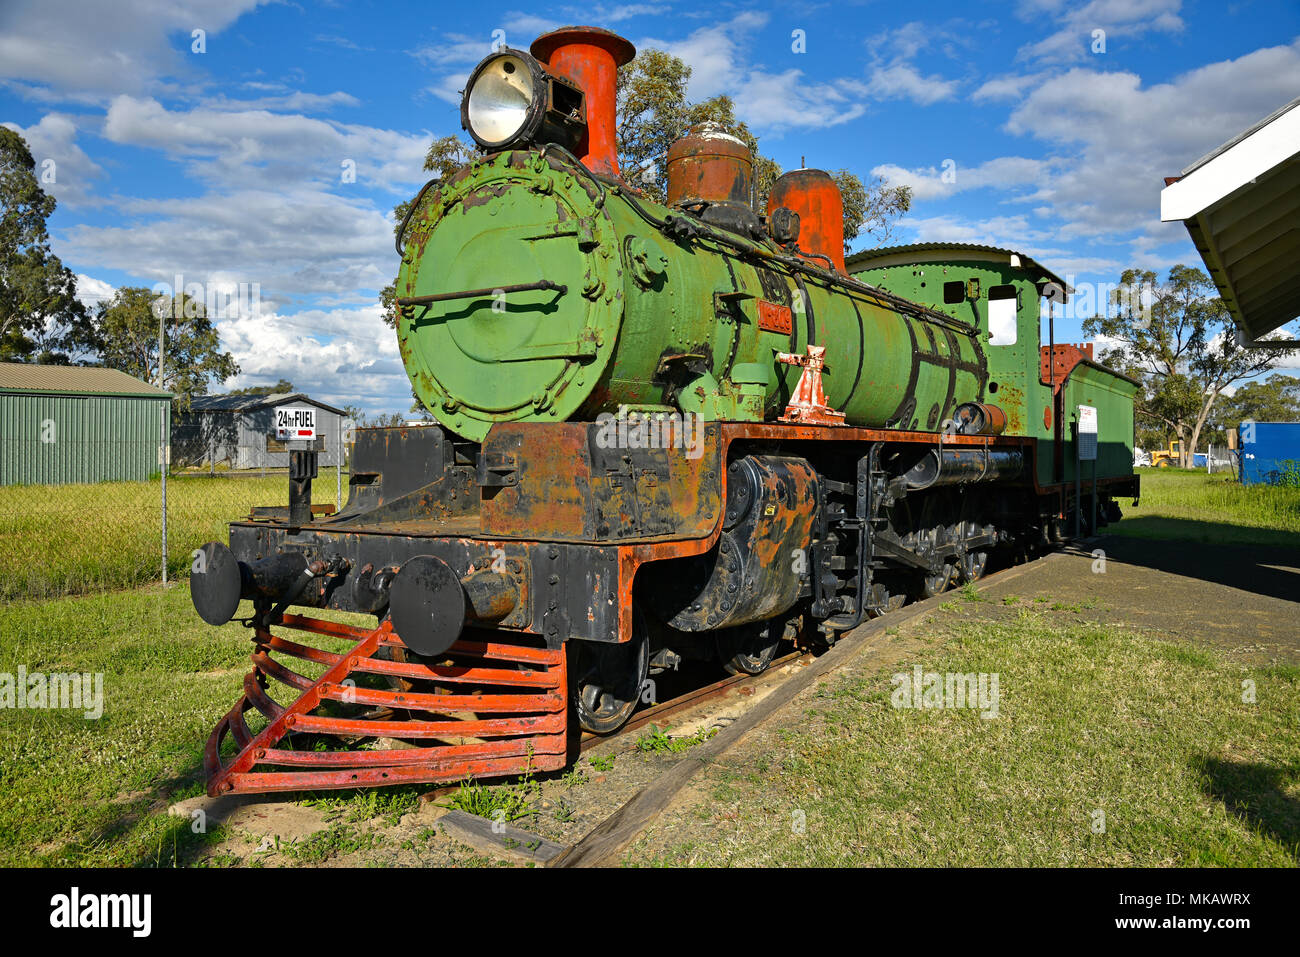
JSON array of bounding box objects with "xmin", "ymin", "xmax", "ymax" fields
[
  {"xmin": 1204, "ymin": 444, "xmax": 1237, "ymax": 477},
  {"xmin": 1, "ymin": 427, "xmax": 349, "ymax": 602}
]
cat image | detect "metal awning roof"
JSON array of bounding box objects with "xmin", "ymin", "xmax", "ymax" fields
[
  {"xmin": 188, "ymin": 391, "xmax": 346, "ymax": 416},
  {"xmin": 0, "ymin": 362, "xmax": 172, "ymax": 398},
  {"xmin": 1160, "ymin": 95, "xmax": 1300, "ymax": 344}
]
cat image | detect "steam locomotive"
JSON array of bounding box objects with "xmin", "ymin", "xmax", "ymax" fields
[{"xmin": 191, "ymin": 26, "xmax": 1139, "ymax": 794}]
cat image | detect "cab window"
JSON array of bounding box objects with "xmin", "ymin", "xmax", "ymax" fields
[{"xmin": 987, "ymin": 284, "xmax": 1018, "ymax": 345}]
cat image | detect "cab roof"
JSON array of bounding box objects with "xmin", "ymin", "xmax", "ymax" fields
[{"xmin": 846, "ymin": 242, "xmax": 1071, "ymax": 300}]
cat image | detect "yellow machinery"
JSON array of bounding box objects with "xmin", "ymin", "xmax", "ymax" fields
[{"xmin": 1150, "ymin": 439, "xmax": 1182, "ymax": 468}]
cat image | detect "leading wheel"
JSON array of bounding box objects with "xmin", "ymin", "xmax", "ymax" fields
[
  {"xmin": 959, "ymin": 550, "xmax": 988, "ymax": 583},
  {"xmin": 867, "ymin": 580, "xmax": 907, "ymax": 618},
  {"xmin": 717, "ymin": 620, "xmax": 782, "ymax": 676},
  {"xmin": 915, "ymin": 562, "xmax": 954, "ymax": 599},
  {"xmin": 570, "ymin": 609, "xmax": 650, "ymax": 735}
]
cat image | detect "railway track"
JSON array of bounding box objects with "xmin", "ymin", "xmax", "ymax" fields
[
  {"xmin": 579, "ymin": 650, "xmax": 808, "ymax": 752},
  {"xmin": 419, "ymin": 651, "xmax": 810, "ymax": 802}
]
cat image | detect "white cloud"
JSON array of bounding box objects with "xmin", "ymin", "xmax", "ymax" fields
[
  {"xmin": 893, "ymin": 213, "xmax": 1046, "ymax": 248},
  {"xmin": 972, "ymin": 72, "xmax": 1046, "ymax": 102},
  {"xmin": 859, "ymin": 21, "xmax": 963, "ymax": 105},
  {"xmin": 411, "ymin": 32, "xmax": 501, "ymax": 70},
  {"xmin": 873, "ymin": 156, "xmax": 1060, "ymax": 201},
  {"xmin": 1003, "ymin": 39, "xmax": 1300, "ymax": 238},
  {"xmin": 567, "ymin": 4, "xmax": 668, "ymax": 25},
  {"xmin": 73, "ymin": 274, "xmax": 115, "ymax": 311},
  {"xmin": 1015, "ymin": 0, "xmax": 1185, "ymax": 64},
  {"xmin": 733, "ymin": 71, "xmax": 867, "ymax": 133},
  {"xmin": 863, "ymin": 65, "xmax": 958, "ymax": 106},
  {"xmin": 639, "ymin": 12, "xmax": 769, "ymax": 103},
  {"xmin": 102, "ymin": 95, "xmax": 430, "ymax": 193},
  {"xmin": 0, "ymin": 0, "xmax": 269, "ymax": 102},
  {"xmin": 1, "ymin": 113, "xmax": 104, "ymax": 207},
  {"xmin": 216, "ymin": 303, "xmax": 411, "ymax": 413},
  {"xmin": 638, "ymin": 12, "xmax": 868, "ymax": 133},
  {"xmin": 61, "ymin": 187, "xmax": 398, "ymax": 298},
  {"xmin": 201, "ymin": 90, "xmax": 362, "ymax": 113},
  {"xmin": 904, "ymin": 37, "xmax": 1300, "ymax": 271}
]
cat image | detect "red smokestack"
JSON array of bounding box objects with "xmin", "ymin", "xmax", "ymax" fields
[{"xmin": 531, "ymin": 26, "xmax": 635, "ymax": 178}]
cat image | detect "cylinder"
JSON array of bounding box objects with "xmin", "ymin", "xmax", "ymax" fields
[
  {"xmin": 461, "ymin": 568, "xmax": 520, "ymax": 621},
  {"xmin": 904, "ymin": 448, "xmax": 1023, "ymax": 490},
  {"xmin": 665, "ymin": 122, "xmax": 753, "ymax": 208},
  {"xmin": 954, "ymin": 402, "xmax": 1007, "ymax": 436},
  {"xmin": 531, "ymin": 26, "xmax": 635, "ymax": 178},
  {"xmin": 642, "ymin": 455, "xmax": 820, "ymax": 632},
  {"xmin": 767, "ymin": 168, "xmax": 846, "ymax": 273}
]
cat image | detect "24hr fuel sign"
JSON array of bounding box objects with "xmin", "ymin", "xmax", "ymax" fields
[{"xmin": 274, "ymin": 406, "xmax": 317, "ymax": 440}]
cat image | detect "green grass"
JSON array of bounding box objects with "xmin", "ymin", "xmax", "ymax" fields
[
  {"xmin": 1114, "ymin": 468, "xmax": 1300, "ymax": 548},
  {"xmin": 634, "ymin": 724, "xmax": 718, "ymax": 754},
  {"xmin": 443, "ymin": 770, "xmax": 541, "ymax": 824},
  {"xmin": 0, "ymin": 583, "xmax": 394, "ymax": 867},
  {"xmin": 634, "ymin": 612, "xmax": 1300, "ymax": 867},
  {"xmin": 0, "ymin": 474, "xmax": 300, "ymax": 600}
]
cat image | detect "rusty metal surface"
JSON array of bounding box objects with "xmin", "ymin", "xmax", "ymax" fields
[
  {"xmin": 768, "ymin": 168, "xmax": 847, "ymax": 273},
  {"xmin": 776, "ymin": 345, "xmax": 847, "ymax": 425},
  {"xmin": 757, "ymin": 298, "xmax": 793, "ymax": 334},
  {"xmin": 665, "ymin": 122, "xmax": 753, "ymax": 208},
  {"xmin": 954, "ymin": 401, "xmax": 1008, "ymax": 436},
  {"xmin": 579, "ymin": 650, "xmax": 806, "ymax": 750},
  {"xmin": 205, "ymin": 614, "xmax": 567, "ymax": 794},
  {"xmin": 479, "ymin": 421, "xmax": 723, "ymax": 542},
  {"xmin": 530, "ymin": 27, "xmax": 635, "ymax": 178},
  {"xmin": 645, "ymin": 455, "xmax": 820, "ymax": 632}
]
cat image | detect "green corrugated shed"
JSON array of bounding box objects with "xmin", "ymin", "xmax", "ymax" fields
[{"xmin": 0, "ymin": 363, "xmax": 173, "ymax": 485}]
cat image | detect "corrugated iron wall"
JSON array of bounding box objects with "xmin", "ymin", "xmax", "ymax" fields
[{"xmin": 0, "ymin": 392, "xmax": 171, "ymax": 485}]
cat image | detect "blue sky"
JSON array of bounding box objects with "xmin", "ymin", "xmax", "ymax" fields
[{"xmin": 3, "ymin": 0, "xmax": 1298, "ymax": 415}]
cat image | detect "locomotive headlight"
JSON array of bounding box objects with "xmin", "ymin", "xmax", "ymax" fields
[
  {"xmin": 461, "ymin": 49, "xmax": 586, "ymax": 152},
  {"xmin": 465, "ymin": 53, "xmax": 534, "ymax": 146}
]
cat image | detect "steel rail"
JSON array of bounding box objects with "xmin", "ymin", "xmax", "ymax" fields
[{"xmin": 579, "ymin": 650, "xmax": 808, "ymax": 752}]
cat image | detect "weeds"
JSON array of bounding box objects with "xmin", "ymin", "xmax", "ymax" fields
[
  {"xmin": 635, "ymin": 724, "xmax": 718, "ymax": 754},
  {"xmin": 444, "ymin": 769, "xmax": 539, "ymax": 824}
]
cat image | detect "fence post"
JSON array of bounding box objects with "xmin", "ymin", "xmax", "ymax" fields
[
  {"xmin": 336, "ymin": 421, "xmax": 342, "ymax": 510},
  {"xmin": 160, "ymin": 401, "xmax": 168, "ymax": 586}
]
